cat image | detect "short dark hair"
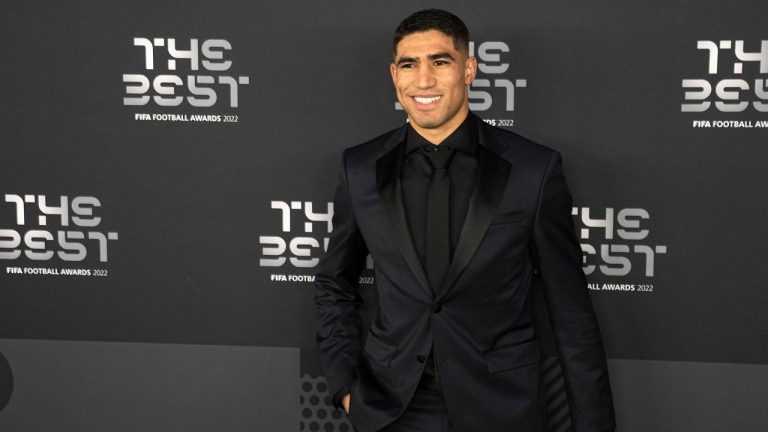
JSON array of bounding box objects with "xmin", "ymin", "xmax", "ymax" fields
[{"xmin": 393, "ymin": 9, "xmax": 469, "ymax": 56}]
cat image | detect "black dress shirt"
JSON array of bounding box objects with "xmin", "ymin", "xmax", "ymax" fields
[
  {"xmin": 401, "ymin": 113, "xmax": 479, "ymax": 390},
  {"xmin": 402, "ymin": 114, "xmax": 479, "ymax": 270}
]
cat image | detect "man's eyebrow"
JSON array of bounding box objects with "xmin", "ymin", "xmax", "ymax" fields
[
  {"xmin": 395, "ymin": 56, "xmax": 418, "ymax": 66},
  {"xmin": 395, "ymin": 52, "xmax": 456, "ymax": 66},
  {"xmin": 427, "ymin": 52, "xmax": 455, "ymax": 61}
]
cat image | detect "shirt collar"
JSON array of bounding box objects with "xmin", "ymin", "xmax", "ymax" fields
[{"xmin": 404, "ymin": 113, "xmax": 478, "ymax": 155}]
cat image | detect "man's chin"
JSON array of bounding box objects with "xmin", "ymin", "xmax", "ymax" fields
[{"xmin": 407, "ymin": 115, "xmax": 445, "ymax": 130}]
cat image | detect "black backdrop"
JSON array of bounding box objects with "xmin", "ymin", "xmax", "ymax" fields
[{"xmin": 1, "ymin": 1, "xmax": 767, "ymax": 431}]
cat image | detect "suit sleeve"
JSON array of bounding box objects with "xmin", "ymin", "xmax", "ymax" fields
[
  {"xmin": 314, "ymin": 149, "xmax": 368, "ymax": 405},
  {"xmin": 531, "ymin": 151, "xmax": 616, "ymax": 432}
]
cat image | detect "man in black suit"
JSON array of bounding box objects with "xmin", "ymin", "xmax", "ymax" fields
[{"xmin": 315, "ymin": 9, "xmax": 615, "ymax": 432}]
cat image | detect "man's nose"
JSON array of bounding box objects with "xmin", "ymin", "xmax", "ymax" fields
[{"xmin": 416, "ymin": 64, "xmax": 436, "ymax": 89}]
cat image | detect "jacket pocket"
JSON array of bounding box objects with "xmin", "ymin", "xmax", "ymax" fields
[
  {"xmin": 363, "ymin": 333, "xmax": 398, "ymax": 367},
  {"xmin": 483, "ymin": 338, "xmax": 540, "ymax": 373}
]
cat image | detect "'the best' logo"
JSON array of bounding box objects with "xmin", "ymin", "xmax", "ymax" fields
[
  {"xmin": 682, "ymin": 40, "xmax": 768, "ymax": 113},
  {"xmin": 0, "ymin": 194, "xmax": 118, "ymax": 262},
  {"xmin": 123, "ymin": 38, "xmax": 250, "ymax": 108}
]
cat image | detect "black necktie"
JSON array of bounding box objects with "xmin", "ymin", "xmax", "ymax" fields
[{"xmin": 422, "ymin": 145, "xmax": 454, "ymax": 294}]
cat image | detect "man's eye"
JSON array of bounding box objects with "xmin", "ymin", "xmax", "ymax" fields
[
  {"xmin": 434, "ymin": 60, "xmax": 449, "ymax": 66},
  {"xmin": 400, "ymin": 63, "xmax": 415, "ymax": 69}
]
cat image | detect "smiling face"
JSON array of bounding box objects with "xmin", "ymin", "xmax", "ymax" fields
[{"xmin": 390, "ymin": 30, "xmax": 477, "ymax": 143}]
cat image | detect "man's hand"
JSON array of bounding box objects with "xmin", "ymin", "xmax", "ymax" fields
[{"xmin": 342, "ymin": 393, "xmax": 351, "ymax": 413}]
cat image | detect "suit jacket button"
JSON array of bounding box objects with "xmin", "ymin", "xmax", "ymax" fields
[
  {"xmin": 431, "ymin": 303, "xmax": 442, "ymax": 313},
  {"xmin": 416, "ymin": 355, "xmax": 426, "ymax": 363}
]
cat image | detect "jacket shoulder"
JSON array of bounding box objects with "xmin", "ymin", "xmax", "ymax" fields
[
  {"xmin": 480, "ymin": 121, "xmax": 558, "ymax": 165},
  {"xmin": 344, "ymin": 126, "xmax": 403, "ymax": 159}
]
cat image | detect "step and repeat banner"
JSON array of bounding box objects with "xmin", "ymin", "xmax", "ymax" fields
[{"xmin": 1, "ymin": 0, "xmax": 767, "ymax": 431}]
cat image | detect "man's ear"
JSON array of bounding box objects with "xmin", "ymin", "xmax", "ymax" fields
[
  {"xmin": 464, "ymin": 56, "xmax": 478, "ymax": 85},
  {"xmin": 390, "ymin": 62, "xmax": 397, "ymax": 84}
]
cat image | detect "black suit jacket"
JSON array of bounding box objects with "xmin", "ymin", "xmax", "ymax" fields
[{"xmin": 315, "ymin": 116, "xmax": 616, "ymax": 432}]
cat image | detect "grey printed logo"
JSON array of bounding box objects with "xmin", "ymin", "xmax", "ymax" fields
[
  {"xmin": 124, "ymin": 38, "xmax": 250, "ymax": 108},
  {"xmin": 682, "ymin": 40, "xmax": 768, "ymax": 113}
]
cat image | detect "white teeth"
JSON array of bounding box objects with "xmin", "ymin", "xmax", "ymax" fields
[{"xmin": 414, "ymin": 96, "xmax": 441, "ymax": 104}]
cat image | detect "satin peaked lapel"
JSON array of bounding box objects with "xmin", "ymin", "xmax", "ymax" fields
[
  {"xmin": 435, "ymin": 126, "xmax": 511, "ymax": 300},
  {"xmin": 376, "ymin": 128, "xmax": 433, "ymax": 298}
]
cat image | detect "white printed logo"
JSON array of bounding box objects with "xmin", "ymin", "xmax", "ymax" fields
[{"xmin": 123, "ymin": 38, "xmax": 250, "ymax": 108}]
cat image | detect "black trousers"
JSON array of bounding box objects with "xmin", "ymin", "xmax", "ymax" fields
[{"xmin": 377, "ymin": 389, "xmax": 453, "ymax": 432}]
